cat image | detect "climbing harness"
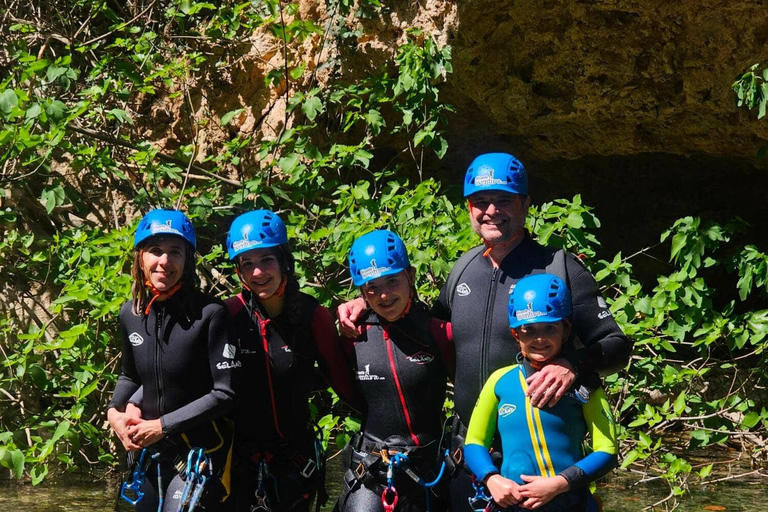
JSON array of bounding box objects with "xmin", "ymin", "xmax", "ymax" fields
[
  {"xmin": 176, "ymin": 447, "xmax": 212, "ymax": 512},
  {"xmin": 120, "ymin": 448, "xmax": 164, "ymax": 511}
]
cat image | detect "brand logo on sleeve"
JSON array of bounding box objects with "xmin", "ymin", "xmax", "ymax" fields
[
  {"xmin": 597, "ymin": 297, "xmax": 607, "ymax": 309},
  {"xmin": 406, "ymin": 352, "xmax": 435, "ymax": 364},
  {"xmin": 598, "ymin": 310, "xmax": 611, "ymax": 319},
  {"xmin": 129, "ymin": 333, "xmax": 144, "ymax": 347},
  {"xmin": 222, "ymin": 343, "xmax": 237, "ymax": 359},
  {"xmin": 498, "ymin": 404, "xmax": 517, "ymax": 417},
  {"xmin": 356, "ymin": 364, "xmax": 385, "ymax": 381},
  {"xmin": 456, "ymin": 283, "xmax": 471, "ymax": 297}
]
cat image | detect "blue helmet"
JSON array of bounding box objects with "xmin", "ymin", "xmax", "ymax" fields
[
  {"xmin": 463, "ymin": 152, "xmax": 528, "ymax": 197},
  {"xmin": 349, "ymin": 230, "xmax": 410, "ymax": 287},
  {"xmin": 508, "ymin": 273, "xmax": 572, "ymax": 329},
  {"xmin": 226, "ymin": 209, "xmax": 288, "ymax": 260},
  {"xmin": 134, "ymin": 209, "xmax": 196, "ymax": 249}
]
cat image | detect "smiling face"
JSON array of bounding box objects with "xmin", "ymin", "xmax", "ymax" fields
[
  {"xmin": 361, "ymin": 269, "xmax": 414, "ymax": 322},
  {"xmin": 238, "ymin": 247, "xmax": 284, "ymax": 301},
  {"xmin": 140, "ymin": 236, "xmax": 187, "ymax": 292},
  {"xmin": 512, "ymin": 320, "xmax": 571, "ymax": 365},
  {"xmin": 468, "ymin": 190, "xmax": 530, "ymax": 245}
]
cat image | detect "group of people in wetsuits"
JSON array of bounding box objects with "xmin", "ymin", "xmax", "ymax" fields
[{"xmin": 107, "ymin": 152, "xmax": 632, "ymax": 512}]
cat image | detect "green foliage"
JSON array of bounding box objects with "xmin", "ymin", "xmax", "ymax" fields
[{"xmin": 733, "ymin": 62, "xmax": 768, "ymax": 157}]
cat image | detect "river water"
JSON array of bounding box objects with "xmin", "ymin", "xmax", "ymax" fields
[{"xmin": 2, "ymin": 454, "xmax": 766, "ymax": 511}]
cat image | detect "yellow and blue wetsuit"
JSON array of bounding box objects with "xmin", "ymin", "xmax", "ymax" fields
[{"xmin": 464, "ymin": 358, "xmax": 617, "ymax": 510}]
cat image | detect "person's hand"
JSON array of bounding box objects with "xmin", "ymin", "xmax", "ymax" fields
[
  {"xmin": 107, "ymin": 407, "xmax": 142, "ymax": 452},
  {"xmin": 526, "ymin": 358, "xmax": 576, "ymax": 408},
  {"xmin": 518, "ymin": 474, "xmax": 569, "ymax": 509},
  {"xmin": 125, "ymin": 402, "xmax": 143, "ymax": 422},
  {"xmin": 126, "ymin": 419, "xmax": 164, "ymax": 448},
  {"xmin": 485, "ymin": 474, "xmax": 521, "ymax": 508},
  {"xmin": 337, "ymin": 297, "xmax": 367, "ymax": 338}
]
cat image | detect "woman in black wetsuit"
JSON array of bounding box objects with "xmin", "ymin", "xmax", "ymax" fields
[
  {"xmin": 336, "ymin": 229, "xmax": 455, "ymax": 512},
  {"xmin": 107, "ymin": 209, "xmax": 238, "ymax": 512},
  {"xmin": 224, "ymin": 209, "xmax": 356, "ymax": 512}
]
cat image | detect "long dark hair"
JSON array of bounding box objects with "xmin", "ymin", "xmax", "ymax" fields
[{"xmin": 131, "ymin": 237, "xmax": 197, "ymax": 316}]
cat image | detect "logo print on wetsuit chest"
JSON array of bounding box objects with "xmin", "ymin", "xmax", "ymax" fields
[
  {"xmin": 456, "ymin": 283, "xmax": 471, "ymax": 297},
  {"xmin": 498, "ymin": 404, "xmax": 517, "ymax": 417},
  {"xmin": 129, "ymin": 332, "xmax": 143, "ymax": 346},
  {"xmin": 406, "ymin": 352, "xmax": 435, "ymax": 364},
  {"xmin": 356, "ymin": 364, "xmax": 385, "ymax": 381}
]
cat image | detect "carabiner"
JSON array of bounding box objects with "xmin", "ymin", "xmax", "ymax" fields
[{"xmin": 381, "ymin": 486, "xmax": 398, "ymax": 512}]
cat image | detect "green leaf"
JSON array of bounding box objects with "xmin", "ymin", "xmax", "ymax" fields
[
  {"xmin": 11, "ymin": 449, "xmax": 24, "ymax": 479},
  {"xmin": 107, "ymin": 108, "xmax": 133, "ymax": 125},
  {"xmin": 45, "ymin": 100, "xmax": 67, "ymax": 121},
  {"xmin": 221, "ymin": 108, "xmax": 244, "ymax": 126},
  {"xmin": 0, "ymin": 89, "xmax": 19, "ymax": 115},
  {"xmin": 302, "ymin": 96, "xmax": 323, "ymax": 121},
  {"xmin": 741, "ymin": 411, "xmax": 761, "ymax": 429},
  {"xmin": 698, "ymin": 463, "xmax": 713, "ymax": 479}
]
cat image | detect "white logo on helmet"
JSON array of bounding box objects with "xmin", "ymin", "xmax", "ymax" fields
[
  {"xmin": 523, "ymin": 290, "xmax": 536, "ymax": 302},
  {"xmin": 150, "ymin": 219, "xmax": 182, "ymax": 237},
  {"xmin": 360, "ymin": 259, "xmax": 391, "ymax": 280},
  {"xmin": 473, "ymin": 165, "xmax": 506, "ymax": 187},
  {"xmin": 456, "ymin": 283, "xmax": 471, "ymax": 297},
  {"xmin": 232, "ymin": 225, "xmax": 263, "ymax": 252},
  {"xmin": 129, "ymin": 332, "xmax": 144, "ymax": 346},
  {"xmin": 498, "ymin": 403, "xmax": 517, "ymax": 417},
  {"xmin": 364, "ymin": 244, "xmax": 376, "ymax": 256},
  {"xmin": 222, "ymin": 343, "xmax": 236, "ymax": 359},
  {"xmin": 515, "ymin": 302, "xmax": 546, "ymax": 321}
]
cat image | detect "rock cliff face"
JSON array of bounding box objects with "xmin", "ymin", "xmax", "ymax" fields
[{"xmin": 444, "ymin": 0, "xmax": 768, "ymax": 163}]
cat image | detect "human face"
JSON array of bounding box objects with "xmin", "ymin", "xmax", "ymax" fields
[
  {"xmin": 512, "ymin": 320, "xmax": 570, "ymax": 365},
  {"xmin": 468, "ymin": 191, "xmax": 529, "ymax": 245},
  {"xmin": 238, "ymin": 248, "xmax": 283, "ymax": 301},
  {"xmin": 141, "ymin": 236, "xmax": 187, "ymax": 292},
  {"xmin": 361, "ymin": 270, "xmax": 414, "ymax": 322}
]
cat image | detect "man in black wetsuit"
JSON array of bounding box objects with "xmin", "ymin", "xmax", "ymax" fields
[{"xmin": 339, "ymin": 152, "xmax": 632, "ymax": 511}]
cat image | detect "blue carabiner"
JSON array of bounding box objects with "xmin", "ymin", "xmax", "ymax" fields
[{"xmin": 120, "ymin": 448, "xmax": 149, "ymax": 505}]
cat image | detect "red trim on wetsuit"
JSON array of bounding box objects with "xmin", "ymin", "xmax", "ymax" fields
[
  {"xmin": 311, "ymin": 304, "xmax": 358, "ymax": 405},
  {"xmin": 384, "ymin": 326, "xmax": 421, "ymax": 446},
  {"xmin": 254, "ymin": 309, "xmax": 284, "ymax": 439},
  {"xmin": 429, "ymin": 318, "xmax": 456, "ymax": 380}
]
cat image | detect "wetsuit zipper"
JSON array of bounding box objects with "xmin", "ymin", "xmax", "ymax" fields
[
  {"xmin": 479, "ymin": 267, "xmax": 499, "ymax": 394},
  {"xmin": 154, "ymin": 304, "xmax": 165, "ymax": 418}
]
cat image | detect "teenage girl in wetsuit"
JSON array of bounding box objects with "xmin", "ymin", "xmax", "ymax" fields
[
  {"xmin": 464, "ymin": 273, "xmax": 618, "ymax": 512},
  {"xmin": 225, "ymin": 209, "xmax": 356, "ymax": 512},
  {"xmin": 335, "ymin": 229, "xmax": 455, "ymax": 512},
  {"xmin": 107, "ymin": 209, "xmax": 239, "ymax": 512}
]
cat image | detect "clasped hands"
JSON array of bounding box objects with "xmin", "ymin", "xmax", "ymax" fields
[
  {"xmin": 486, "ymin": 473, "xmax": 570, "ymax": 510},
  {"xmin": 107, "ymin": 404, "xmax": 164, "ymax": 451}
]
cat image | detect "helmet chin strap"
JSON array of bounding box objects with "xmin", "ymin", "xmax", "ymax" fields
[{"xmin": 144, "ymin": 280, "xmax": 182, "ymax": 315}]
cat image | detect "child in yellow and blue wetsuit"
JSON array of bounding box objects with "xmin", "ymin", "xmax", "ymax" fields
[{"xmin": 463, "ymin": 274, "xmax": 618, "ymax": 512}]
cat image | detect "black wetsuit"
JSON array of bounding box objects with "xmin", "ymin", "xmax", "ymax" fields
[
  {"xmin": 228, "ymin": 290, "xmax": 355, "ymax": 512},
  {"xmin": 336, "ymin": 303, "xmax": 455, "ymax": 512},
  {"xmin": 109, "ymin": 289, "xmax": 239, "ymax": 512},
  {"xmin": 431, "ymin": 234, "xmax": 632, "ymax": 511}
]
